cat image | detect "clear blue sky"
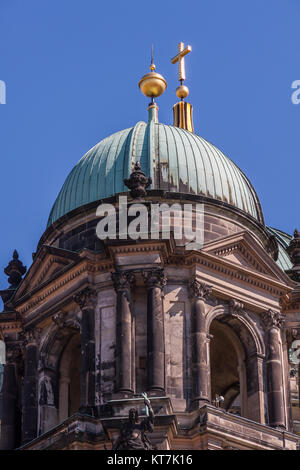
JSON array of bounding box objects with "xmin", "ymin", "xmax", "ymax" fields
[{"xmin": 0, "ymin": 0, "xmax": 299, "ymax": 299}]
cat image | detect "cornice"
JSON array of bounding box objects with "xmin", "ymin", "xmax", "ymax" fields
[
  {"xmin": 10, "ymin": 233, "xmax": 293, "ymax": 318},
  {"xmin": 14, "ymin": 258, "xmax": 114, "ymax": 315}
]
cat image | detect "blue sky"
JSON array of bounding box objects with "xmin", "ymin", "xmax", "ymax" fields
[{"xmin": 0, "ymin": 0, "xmax": 299, "ymax": 298}]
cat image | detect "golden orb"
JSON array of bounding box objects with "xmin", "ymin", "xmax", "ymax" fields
[
  {"xmin": 176, "ymin": 85, "xmax": 189, "ymax": 99},
  {"xmin": 139, "ymin": 68, "xmax": 167, "ymax": 99}
]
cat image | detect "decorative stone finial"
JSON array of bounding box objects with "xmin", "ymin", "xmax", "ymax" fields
[
  {"xmin": 286, "ymin": 228, "xmax": 300, "ymax": 281},
  {"xmin": 4, "ymin": 250, "xmax": 27, "ymax": 288},
  {"xmin": 294, "ymin": 229, "xmax": 300, "ymax": 239},
  {"xmin": 124, "ymin": 161, "xmax": 152, "ymax": 198}
]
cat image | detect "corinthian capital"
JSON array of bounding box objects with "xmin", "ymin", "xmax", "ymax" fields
[
  {"xmin": 262, "ymin": 309, "xmax": 285, "ymax": 330},
  {"xmin": 111, "ymin": 271, "xmax": 135, "ymax": 291},
  {"xmin": 73, "ymin": 287, "xmax": 97, "ymax": 310},
  {"xmin": 21, "ymin": 328, "xmax": 41, "ymax": 347},
  {"xmin": 142, "ymin": 269, "xmax": 167, "ymax": 289},
  {"xmin": 189, "ymin": 278, "xmax": 212, "ymax": 300},
  {"xmin": 6, "ymin": 343, "xmax": 23, "ymax": 364}
]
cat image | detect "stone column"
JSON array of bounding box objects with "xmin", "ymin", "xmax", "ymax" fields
[
  {"xmin": 22, "ymin": 329, "xmax": 39, "ymax": 444},
  {"xmin": 0, "ymin": 346, "xmax": 21, "ymax": 450},
  {"xmin": 74, "ymin": 287, "xmax": 97, "ymax": 415},
  {"xmin": 143, "ymin": 269, "xmax": 167, "ymax": 395},
  {"xmin": 262, "ymin": 309, "xmax": 286, "ymax": 429},
  {"xmin": 112, "ymin": 271, "xmax": 135, "ymax": 396},
  {"xmin": 189, "ymin": 278, "xmax": 212, "ymax": 408}
]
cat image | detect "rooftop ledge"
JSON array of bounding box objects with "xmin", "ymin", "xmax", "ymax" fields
[{"xmin": 19, "ymin": 403, "xmax": 300, "ymax": 451}]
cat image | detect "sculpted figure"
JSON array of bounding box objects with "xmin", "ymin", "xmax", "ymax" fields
[{"xmin": 112, "ymin": 393, "xmax": 155, "ymax": 450}]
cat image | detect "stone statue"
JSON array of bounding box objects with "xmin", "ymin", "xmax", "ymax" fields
[{"xmin": 112, "ymin": 393, "xmax": 155, "ymax": 450}]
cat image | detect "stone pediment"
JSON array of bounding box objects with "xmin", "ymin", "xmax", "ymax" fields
[
  {"xmin": 14, "ymin": 245, "xmax": 80, "ymax": 300},
  {"xmin": 201, "ymin": 231, "xmax": 291, "ymax": 284}
]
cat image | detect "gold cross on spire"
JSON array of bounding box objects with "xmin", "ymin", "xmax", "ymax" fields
[{"xmin": 171, "ymin": 42, "xmax": 192, "ymax": 83}]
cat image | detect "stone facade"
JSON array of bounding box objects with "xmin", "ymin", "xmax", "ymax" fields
[{"xmin": 0, "ymin": 192, "xmax": 299, "ymax": 451}]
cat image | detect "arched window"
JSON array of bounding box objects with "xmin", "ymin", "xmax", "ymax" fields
[
  {"xmin": 58, "ymin": 334, "xmax": 80, "ymax": 422},
  {"xmin": 210, "ymin": 319, "xmax": 247, "ymax": 417}
]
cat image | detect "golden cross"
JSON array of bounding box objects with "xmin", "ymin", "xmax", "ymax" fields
[{"xmin": 171, "ymin": 42, "xmax": 192, "ymax": 83}]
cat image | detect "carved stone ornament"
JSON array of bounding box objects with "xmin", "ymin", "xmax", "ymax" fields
[
  {"xmin": 4, "ymin": 250, "xmax": 27, "ymax": 288},
  {"xmin": 112, "ymin": 393, "xmax": 155, "ymax": 450},
  {"xmin": 189, "ymin": 278, "xmax": 212, "ymax": 300},
  {"xmin": 6, "ymin": 343, "xmax": 23, "ymax": 364},
  {"xmin": 142, "ymin": 269, "xmax": 167, "ymax": 289},
  {"xmin": 21, "ymin": 328, "xmax": 41, "ymax": 347},
  {"xmin": 73, "ymin": 287, "xmax": 97, "ymax": 310},
  {"xmin": 261, "ymin": 309, "xmax": 285, "ymax": 330},
  {"xmin": 229, "ymin": 299, "xmax": 244, "ymax": 315},
  {"xmin": 52, "ymin": 311, "xmax": 81, "ymax": 331},
  {"xmin": 111, "ymin": 271, "xmax": 135, "ymax": 291},
  {"xmin": 124, "ymin": 161, "xmax": 152, "ymax": 199},
  {"xmin": 286, "ymin": 228, "xmax": 300, "ymax": 271}
]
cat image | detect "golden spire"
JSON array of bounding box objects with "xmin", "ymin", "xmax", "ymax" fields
[
  {"xmin": 171, "ymin": 41, "xmax": 194, "ymax": 132},
  {"xmin": 138, "ymin": 46, "xmax": 167, "ymax": 103},
  {"xmin": 171, "ymin": 41, "xmax": 192, "ymax": 99}
]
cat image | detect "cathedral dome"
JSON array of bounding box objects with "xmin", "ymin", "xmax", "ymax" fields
[{"xmin": 47, "ymin": 118, "xmax": 264, "ymax": 227}]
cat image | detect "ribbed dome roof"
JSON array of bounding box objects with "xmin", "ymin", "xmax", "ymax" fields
[{"xmin": 47, "ymin": 119, "xmax": 264, "ymax": 227}]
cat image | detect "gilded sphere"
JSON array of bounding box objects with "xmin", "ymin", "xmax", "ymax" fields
[
  {"xmin": 139, "ymin": 72, "xmax": 167, "ymax": 98},
  {"xmin": 176, "ymin": 85, "xmax": 189, "ymax": 99}
]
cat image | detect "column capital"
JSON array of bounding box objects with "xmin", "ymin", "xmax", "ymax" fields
[
  {"xmin": 111, "ymin": 271, "xmax": 135, "ymax": 292},
  {"xmin": 73, "ymin": 287, "xmax": 97, "ymax": 310},
  {"xmin": 142, "ymin": 269, "xmax": 167, "ymax": 289},
  {"xmin": 262, "ymin": 309, "xmax": 285, "ymax": 330},
  {"xmin": 189, "ymin": 278, "xmax": 212, "ymax": 300},
  {"xmin": 6, "ymin": 343, "xmax": 23, "ymax": 364},
  {"xmin": 21, "ymin": 328, "xmax": 41, "ymax": 347}
]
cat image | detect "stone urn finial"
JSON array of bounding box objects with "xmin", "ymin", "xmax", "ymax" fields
[
  {"xmin": 4, "ymin": 250, "xmax": 27, "ymax": 288},
  {"xmin": 124, "ymin": 161, "xmax": 152, "ymax": 199}
]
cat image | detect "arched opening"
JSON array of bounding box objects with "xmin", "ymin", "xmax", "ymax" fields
[
  {"xmin": 210, "ymin": 318, "xmax": 247, "ymax": 417},
  {"xmin": 58, "ymin": 334, "xmax": 80, "ymax": 423}
]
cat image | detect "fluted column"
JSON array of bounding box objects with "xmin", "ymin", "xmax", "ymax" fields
[
  {"xmin": 262, "ymin": 309, "xmax": 286, "ymax": 429},
  {"xmin": 74, "ymin": 287, "xmax": 97, "ymax": 415},
  {"xmin": 143, "ymin": 269, "xmax": 167, "ymax": 395},
  {"xmin": 189, "ymin": 278, "xmax": 212, "ymax": 408},
  {"xmin": 0, "ymin": 346, "xmax": 21, "ymax": 449},
  {"xmin": 112, "ymin": 271, "xmax": 135, "ymax": 395},
  {"xmin": 22, "ymin": 329, "xmax": 39, "ymax": 444}
]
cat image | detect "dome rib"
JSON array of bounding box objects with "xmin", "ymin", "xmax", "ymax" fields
[{"xmin": 47, "ymin": 121, "xmax": 264, "ymax": 227}]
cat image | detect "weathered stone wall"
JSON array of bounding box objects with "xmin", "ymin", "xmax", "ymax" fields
[
  {"xmin": 96, "ymin": 288, "xmax": 116, "ymax": 403},
  {"xmin": 132, "ymin": 286, "xmax": 147, "ymax": 393},
  {"xmin": 164, "ymin": 282, "xmax": 192, "ymax": 411}
]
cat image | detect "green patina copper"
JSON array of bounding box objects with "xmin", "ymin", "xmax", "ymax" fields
[
  {"xmin": 266, "ymin": 226, "xmax": 293, "ymax": 271},
  {"xmin": 47, "ymin": 111, "xmax": 264, "ymax": 227}
]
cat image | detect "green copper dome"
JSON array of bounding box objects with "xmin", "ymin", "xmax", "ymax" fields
[{"xmin": 47, "ymin": 117, "xmax": 264, "ymax": 227}]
